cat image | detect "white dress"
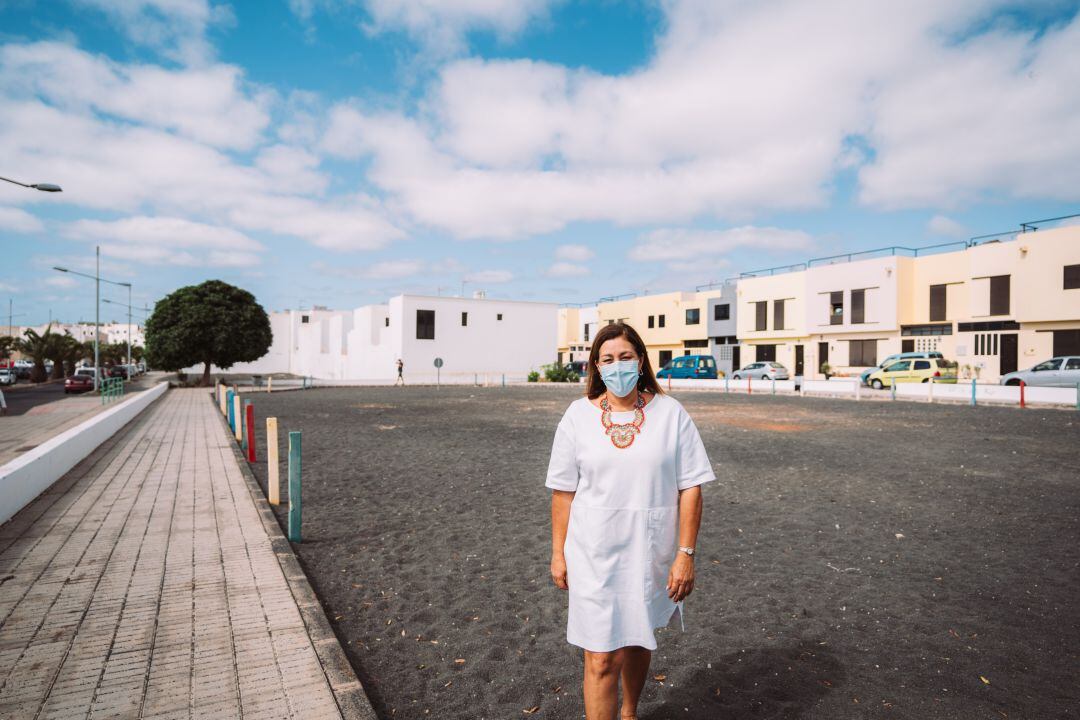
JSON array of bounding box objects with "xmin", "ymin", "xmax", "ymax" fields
[{"xmin": 545, "ymin": 393, "xmax": 716, "ymax": 652}]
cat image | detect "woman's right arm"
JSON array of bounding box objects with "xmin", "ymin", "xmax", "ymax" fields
[{"xmin": 550, "ymin": 490, "xmax": 574, "ymax": 589}]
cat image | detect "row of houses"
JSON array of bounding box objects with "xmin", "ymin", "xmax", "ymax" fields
[
  {"xmin": 559, "ymin": 224, "xmax": 1080, "ymax": 383},
  {"xmin": 3, "ymin": 321, "xmax": 145, "ymax": 348}
]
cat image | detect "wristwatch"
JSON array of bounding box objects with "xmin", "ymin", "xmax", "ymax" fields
[{"xmin": 678, "ymin": 546, "xmax": 695, "ymax": 557}]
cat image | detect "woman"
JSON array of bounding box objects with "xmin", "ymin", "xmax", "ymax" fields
[{"xmin": 546, "ymin": 322, "xmax": 716, "ymax": 720}]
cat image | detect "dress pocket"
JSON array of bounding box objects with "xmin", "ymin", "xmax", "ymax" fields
[
  {"xmin": 646, "ymin": 507, "xmax": 678, "ymax": 597},
  {"xmin": 569, "ymin": 505, "xmax": 639, "ymax": 594}
]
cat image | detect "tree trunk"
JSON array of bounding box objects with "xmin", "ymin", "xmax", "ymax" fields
[
  {"xmin": 201, "ymin": 361, "xmax": 211, "ymax": 387},
  {"xmin": 50, "ymin": 361, "xmax": 65, "ymax": 380}
]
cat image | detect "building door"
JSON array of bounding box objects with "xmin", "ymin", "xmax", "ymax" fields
[
  {"xmin": 1000, "ymin": 334, "xmax": 1018, "ymax": 376},
  {"xmin": 1053, "ymin": 329, "xmax": 1080, "ymax": 356},
  {"xmin": 817, "ymin": 341, "xmax": 829, "ymax": 373},
  {"xmin": 794, "ymin": 345, "xmax": 804, "ymax": 376},
  {"xmin": 901, "ymin": 339, "xmax": 914, "ymax": 353},
  {"xmin": 557, "ymin": 352, "xmax": 563, "ymax": 366},
  {"xmin": 658, "ymin": 350, "xmax": 673, "ymax": 368},
  {"xmin": 731, "ymin": 346, "xmax": 741, "ymax": 371}
]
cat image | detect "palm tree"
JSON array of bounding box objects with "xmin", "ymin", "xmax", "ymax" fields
[
  {"xmin": 16, "ymin": 325, "xmax": 54, "ymax": 383},
  {"xmin": 50, "ymin": 333, "xmax": 85, "ymax": 378}
]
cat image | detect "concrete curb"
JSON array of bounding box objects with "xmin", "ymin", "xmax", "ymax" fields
[
  {"xmin": 207, "ymin": 392, "xmax": 378, "ymax": 720},
  {"xmin": 0, "ymin": 381, "xmax": 169, "ymax": 525}
]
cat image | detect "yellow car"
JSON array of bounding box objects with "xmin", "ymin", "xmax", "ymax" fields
[{"xmin": 866, "ymin": 357, "xmax": 958, "ymax": 389}]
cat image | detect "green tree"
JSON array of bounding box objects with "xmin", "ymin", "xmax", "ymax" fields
[
  {"xmin": 145, "ymin": 280, "xmax": 272, "ymax": 386},
  {"xmin": 16, "ymin": 325, "xmax": 54, "ymax": 383}
]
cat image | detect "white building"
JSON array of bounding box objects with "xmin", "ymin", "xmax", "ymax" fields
[{"xmin": 196, "ymin": 294, "xmax": 558, "ymax": 383}]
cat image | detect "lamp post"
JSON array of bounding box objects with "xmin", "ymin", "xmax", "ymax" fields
[
  {"xmin": 0, "ymin": 175, "xmax": 62, "ymax": 192},
  {"xmin": 6, "ymin": 299, "xmax": 27, "ymax": 338},
  {"xmin": 101, "ymin": 291, "xmax": 136, "ymax": 375},
  {"xmin": 53, "ymin": 247, "xmax": 130, "ymax": 391}
]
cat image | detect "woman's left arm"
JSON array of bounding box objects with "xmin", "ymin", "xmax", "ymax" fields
[{"xmin": 667, "ymin": 485, "xmax": 703, "ymax": 602}]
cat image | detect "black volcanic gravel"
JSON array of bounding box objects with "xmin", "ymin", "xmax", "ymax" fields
[{"xmin": 241, "ymin": 385, "xmax": 1080, "ymax": 720}]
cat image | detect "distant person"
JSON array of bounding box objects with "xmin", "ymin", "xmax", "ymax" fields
[
  {"xmin": 395, "ymin": 358, "xmax": 404, "ymax": 386},
  {"xmin": 546, "ymin": 321, "xmax": 715, "ymax": 720}
]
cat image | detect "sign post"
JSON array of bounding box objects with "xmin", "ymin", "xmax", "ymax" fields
[{"xmin": 434, "ymin": 357, "xmax": 443, "ymax": 388}]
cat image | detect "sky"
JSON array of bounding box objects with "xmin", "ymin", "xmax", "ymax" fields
[{"xmin": 1, "ymin": 0, "xmax": 1079, "ymax": 326}]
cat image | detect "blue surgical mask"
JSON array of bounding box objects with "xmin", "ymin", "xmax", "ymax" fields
[{"xmin": 599, "ymin": 359, "xmax": 640, "ymax": 397}]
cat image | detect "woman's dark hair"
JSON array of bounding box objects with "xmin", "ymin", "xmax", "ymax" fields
[{"xmin": 585, "ymin": 322, "xmax": 664, "ymax": 399}]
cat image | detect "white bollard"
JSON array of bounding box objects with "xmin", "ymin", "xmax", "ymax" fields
[
  {"xmin": 233, "ymin": 394, "xmax": 243, "ymax": 442},
  {"xmin": 268, "ymin": 376, "xmax": 273, "ymax": 393},
  {"xmin": 267, "ymin": 417, "xmax": 280, "ymax": 505},
  {"xmin": 928, "ymin": 377, "xmax": 934, "ymax": 403},
  {"xmin": 855, "ymin": 381, "xmax": 861, "ymax": 401}
]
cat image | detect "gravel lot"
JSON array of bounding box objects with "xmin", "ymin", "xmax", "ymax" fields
[{"xmin": 242, "ymin": 385, "xmax": 1079, "ymax": 720}]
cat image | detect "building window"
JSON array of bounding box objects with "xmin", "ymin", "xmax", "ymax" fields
[
  {"xmin": 686, "ymin": 308, "xmax": 700, "ymax": 325},
  {"xmin": 584, "ymin": 324, "xmax": 590, "ymax": 341},
  {"xmin": 989, "ymin": 275, "xmax": 1010, "ymax": 316},
  {"xmin": 830, "ymin": 291, "xmax": 843, "ymax": 325},
  {"xmin": 684, "ymin": 339, "xmax": 708, "ymax": 348},
  {"xmin": 1065, "ymin": 264, "xmax": 1080, "ymax": 290},
  {"xmin": 658, "ymin": 314, "xmax": 666, "ymax": 328},
  {"xmin": 416, "ymin": 309, "xmax": 435, "ymax": 340},
  {"xmin": 755, "ymin": 344, "xmax": 777, "ymax": 362},
  {"xmin": 958, "ymin": 320, "xmax": 1019, "ymax": 332},
  {"xmin": 929, "ymin": 284, "xmax": 947, "ymax": 322},
  {"xmin": 848, "ymin": 339, "xmax": 877, "ymax": 366},
  {"xmin": 497, "ymin": 313, "xmax": 503, "ymax": 321},
  {"xmin": 461, "ymin": 312, "xmax": 468, "ymax": 326},
  {"xmin": 714, "ymin": 304, "xmax": 730, "ymax": 321},
  {"xmin": 648, "ymin": 315, "xmax": 655, "ymax": 329},
  {"xmin": 754, "ymin": 301, "xmax": 767, "ymax": 331},
  {"xmin": 301, "ymin": 315, "xmax": 309, "ymax": 324},
  {"xmin": 851, "ymin": 289, "xmax": 865, "ymax": 324},
  {"xmin": 384, "ymin": 317, "xmax": 389, "ymax": 327},
  {"xmin": 773, "ymin": 299, "xmax": 785, "ymax": 330},
  {"xmin": 607, "ymin": 319, "xmax": 614, "ymax": 326},
  {"xmin": 901, "ymin": 323, "xmax": 953, "ymax": 336},
  {"xmin": 658, "ymin": 350, "xmax": 673, "ymax": 367}
]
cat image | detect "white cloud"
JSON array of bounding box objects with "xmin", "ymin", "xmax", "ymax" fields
[
  {"xmin": 45, "ymin": 276, "xmax": 78, "ymax": 288},
  {"xmin": 69, "ymin": 0, "xmax": 232, "ymax": 64},
  {"xmin": 545, "ymin": 261, "xmax": 588, "ymax": 278},
  {"xmin": 314, "ymin": 259, "xmax": 428, "ymax": 281},
  {"xmin": 927, "ymin": 215, "xmax": 969, "ymax": 238},
  {"xmin": 464, "ymin": 269, "xmax": 513, "ymax": 284},
  {"xmin": 361, "ymin": 0, "xmax": 559, "ymax": 55},
  {"xmin": 0, "ymin": 281, "xmax": 17, "ymax": 293},
  {"xmin": 629, "ymin": 226, "xmax": 813, "ymax": 262},
  {"xmin": 554, "ymin": 243, "xmax": 593, "ymax": 262},
  {"xmin": 321, "ymin": 2, "xmax": 1080, "ymax": 239},
  {"xmin": 0, "ymin": 206, "xmax": 44, "ymax": 233},
  {"xmin": 65, "ymin": 216, "xmax": 263, "ymax": 250}
]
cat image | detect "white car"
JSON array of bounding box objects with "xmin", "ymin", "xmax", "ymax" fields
[
  {"xmin": 1000, "ymin": 356, "xmax": 1080, "ymax": 387},
  {"xmin": 0, "ymin": 368, "xmax": 16, "ymax": 386}
]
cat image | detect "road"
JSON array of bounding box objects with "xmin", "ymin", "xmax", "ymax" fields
[{"xmin": 1, "ymin": 374, "xmax": 156, "ymax": 416}]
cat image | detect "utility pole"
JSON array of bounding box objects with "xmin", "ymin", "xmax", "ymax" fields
[{"xmin": 95, "ymin": 246, "xmax": 100, "ymax": 391}]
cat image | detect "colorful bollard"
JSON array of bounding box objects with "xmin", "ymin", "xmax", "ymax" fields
[
  {"xmin": 233, "ymin": 394, "xmax": 243, "ymax": 442},
  {"xmin": 747, "ymin": 376, "xmax": 752, "ymax": 395},
  {"xmin": 971, "ymin": 378, "xmax": 977, "ymax": 406},
  {"xmin": 241, "ymin": 400, "xmax": 250, "ymax": 454},
  {"xmin": 1076, "ymin": 383, "xmax": 1079, "ymax": 412},
  {"xmin": 288, "ymin": 431, "xmax": 302, "ymax": 542},
  {"xmin": 725, "ymin": 376, "xmax": 730, "ymax": 394},
  {"xmin": 1019, "ymin": 380, "xmax": 1026, "ymax": 409},
  {"xmin": 267, "ymin": 417, "xmax": 280, "ymax": 505},
  {"xmin": 890, "ymin": 381, "xmax": 896, "ymax": 401},
  {"xmin": 245, "ymin": 401, "xmax": 256, "ymax": 462},
  {"xmin": 771, "ymin": 377, "xmax": 776, "ymax": 395},
  {"xmin": 227, "ymin": 389, "xmax": 235, "ymax": 432}
]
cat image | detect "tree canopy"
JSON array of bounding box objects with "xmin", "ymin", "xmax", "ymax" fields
[{"xmin": 145, "ymin": 280, "xmax": 272, "ymax": 386}]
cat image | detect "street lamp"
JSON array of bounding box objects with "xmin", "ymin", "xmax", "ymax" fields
[
  {"xmin": 53, "ymin": 247, "xmax": 130, "ymax": 392},
  {"xmin": 0, "ymin": 175, "xmax": 62, "ymax": 192},
  {"xmin": 101, "ymin": 292, "xmax": 134, "ymax": 375}
]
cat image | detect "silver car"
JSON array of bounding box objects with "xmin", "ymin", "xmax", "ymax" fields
[
  {"xmin": 999, "ymin": 356, "xmax": 1080, "ymax": 387},
  {"xmin": 0, "ymin": 368, "xmax": 16, "ymax": 386},
  {"xmin": 731, "ymin": 362, "xmax": 790, "ymax": 380}
]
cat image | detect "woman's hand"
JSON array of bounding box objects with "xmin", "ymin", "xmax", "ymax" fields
[
  {"xmin": 551, "ymin": 553, "xmax": 569, "ymax": 590},
  {"xmin": 667, "ymin": 554, "xmax": 695, "ymax": 602}
]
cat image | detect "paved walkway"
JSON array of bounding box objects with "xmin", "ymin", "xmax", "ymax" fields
[{"xmin": 0, "ymin": 389, "xmax": 363, "ymax": 719}]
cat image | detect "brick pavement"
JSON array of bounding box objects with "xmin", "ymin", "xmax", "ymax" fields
[{"xmin": 0, "ymin": 388, "xmax": 362, "ymax": 719}]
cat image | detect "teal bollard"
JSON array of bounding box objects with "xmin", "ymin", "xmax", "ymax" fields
[
  {"xmin": 227, "ymin": 390, "xmax": 235, "ymax": 432},
  {"xmin": 971, "ymin": 379, "xmax": 977, "ymax": 406},
  {"xmin": 241, "ymin": 400, "xmax": 251, "ymax": 453},
  {"xmin": 288, "ymin": 431, "xmax": 302, "ymax": 542}
]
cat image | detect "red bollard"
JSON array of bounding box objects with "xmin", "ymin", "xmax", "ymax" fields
[
  {"xmin": 246, "ymin": 403, "xmax": 256, "ymax": 461},
  {"xmin": 747, "ymin": 376, "xmax": 752, "ymax": 395},
  {"xmin": 1019, "ymin": 380, "xmax": 1025, "ymax": 409}
]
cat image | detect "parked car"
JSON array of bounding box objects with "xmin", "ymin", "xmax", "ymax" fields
[
  {"xmin": 866, "ymin": 357, "xmax": 958, "ymax": 388},
  {"xmin": 0, "ymin": 368, "xmax": 16, "ymax": 386},
  {"xmin": 64, "ymin": 374, "xmax": 95, "ymax": 394},
  {"xmin": 107, "ymin": 365, "xmax": 129, "ymax": 380},
  {"xmin": 860, "ymin": 351, "xmax": 944, "ymax": 385},
  {"xmin": 731, "ymin": 362, "xmax": 789, "ymax": 380},
  {"xmin": 14, "ymin": 365, "xmax": 33, "ymax": 379},
  {"xmin": 656, "ymin": 354, "xmax": 719, "ymax": 380},
  {"xmin": 999, "ymin": 356, "xmax": 1080, "ymax": 387},
  {"xmin": 74, "ymin": 367, "xmax": 100, "ymax": 383},
  {"xmin": 563, "ymin": 360, "xmax": 588, "ymax": 377}
]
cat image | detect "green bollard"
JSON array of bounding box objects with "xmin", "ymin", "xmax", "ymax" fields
[
  {"xmin": 288, "ymin": 431, "xmax": 302, "ymax": 542},
  {"xmin": 241, "ymin": 400, "xmax": 251, "ymax": 454}
]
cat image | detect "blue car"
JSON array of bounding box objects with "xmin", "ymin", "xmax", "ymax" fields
[
  {"xmin": 860, "ymin": 351, "xmax": 943, "ymax": 385},
  {"xmin": 656, "ymin": 354, "xmax": 719, "ymax": 379}
]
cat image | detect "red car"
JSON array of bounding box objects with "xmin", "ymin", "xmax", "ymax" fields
[{"xmin": 65, "ymin": 374, "xmax": 95, "ymax": 394}]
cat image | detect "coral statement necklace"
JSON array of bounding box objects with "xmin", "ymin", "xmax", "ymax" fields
[{"xmin": 599, "ymin": 393, "xmax": 646, "ymax": 449}]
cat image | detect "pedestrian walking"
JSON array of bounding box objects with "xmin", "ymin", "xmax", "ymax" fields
[
  {"xmin": 546, "ymin": 321, "xmax": 715, "ymax": 720},
  {"xmin": 395, "ymin": 358, "xmax": 404, "ymax": 386}
]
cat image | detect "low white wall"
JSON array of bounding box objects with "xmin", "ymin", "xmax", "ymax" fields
[
  {"xmin": 660, "ymin": 378, "xmax": 798, "ymax": 394},
  {"xmin": 895, "ymin": 381, "xmax": 1077, "ymax": 406},
  {"xmin": 0, "ymin": 381, "xmax": 168, "ymax": 525}
]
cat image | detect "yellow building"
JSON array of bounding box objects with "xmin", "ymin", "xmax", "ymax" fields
[
  {"xmin": 556, "ymin": 305, "xmax": 598, "ymax": 366},
  {"xmin": 597, "ymin": 290, "xmax": 723, "ymax": 370}
]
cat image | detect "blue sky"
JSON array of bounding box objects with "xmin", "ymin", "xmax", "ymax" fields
[{"xmin": 1, "ymin": 0, "xmax": 1079, "ymax": 326}]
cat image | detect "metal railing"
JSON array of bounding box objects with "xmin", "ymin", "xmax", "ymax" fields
[{"xmin": 100, "ymin": 376, "xmax": 124, "ymax": 404}]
